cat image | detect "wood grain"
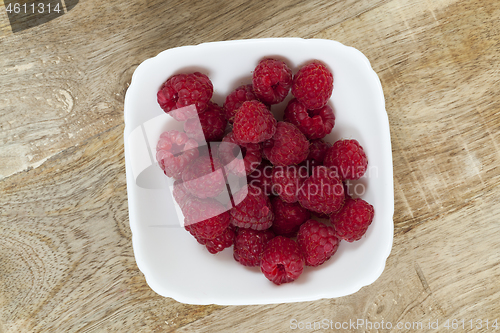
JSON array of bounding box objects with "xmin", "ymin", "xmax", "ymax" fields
[
  {"xmin": 1, "ymin": 0, "xmax": 500, "ymax": 331},
  {"xmin": 0, "ymin": 0, "xmax": 388, "ymax": 179},
  {"xmin": 316, "ymin": 0, "xmax": 500, "ymax": 233}
]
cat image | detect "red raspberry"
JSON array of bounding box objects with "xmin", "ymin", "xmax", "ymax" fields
[
  {"xmin": 156, "ymin": 130, "xmax": 199, "ymax": 179},
  {"xmin": 271, "ymin": 165, "xmax": 308, "ymax": 203},
  {"xmin": 292, "ymin": 62, "xmax": 333, "ymax": 110},
  {"xmin": 229, "ymin": 185, "xmax": 274, "ymax": 230},
  {"xmin": 260, "ymin": 236, "xmax": 304, "ymax": 285},
  {"xmin": 283, "ymin": 98, "xmax": 335, "ymax": 140},
  {"xmin": 247, "ymin": 160, "xmax": 273, "ymax": 196},
  {"xmin": 297, "ymin": 220, "xmax": 340, "ymax": 266},
  {"xmin": 218, "ymin": 132, "xmax": 261, "ymax": 176},
  {"xmin": 184, "ymin": 101, "xmax": 227, "ymax": 142},
  {"xmin": 297, "ymin": 166, "xmax": 345, "ymax": 215},
  {"xmin": 331, "ymin": 198, "xmax": 374, "ymax": 242},
  {"xmin": 233, "ymin": 100, "xmax": 277, "ymax": 144},
  {"xmin": 194, "ymin": 226, "xmax": 236, "ymax": 254},
  {"xmin": 324, "ymin": 139, "xmax": 368, "ymax": 180},
  {"xmin": 252, "ymin": 58, "xmax": 293, "ymax": 105},
  {"xmin": 205, "ymin": 228, "xmax": 235, "ymax": 254},
  {"xmin": 223, "ymin": 84, "xmax": 258, "ymax": 123},
  {"xmin": 184, "ymin": 197, "xmax": 230, "ymax": 240},
  {"xmin": 157, "ymin": 72, "xmax": 213, "ymax": 121},
  {"xmin": 263, "ymin": 122, "xmax": 309, "ymax": 166},
  {"xmin": 182, "ymin": 155, "xmax": 226, "ymax": 198},
  {"xmin": 233, "ymin": 228, "xmax": 275, "ymax": 266},
  {"xmin": 271, "ymin": 196, "xmax": 310, "ymax": 237}
]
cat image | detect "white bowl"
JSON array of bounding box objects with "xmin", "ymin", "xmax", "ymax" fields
[{"xmin": 123, "ymin": 38, "xmax": 394, "ymax": 305}]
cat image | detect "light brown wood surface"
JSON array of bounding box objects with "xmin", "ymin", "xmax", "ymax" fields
[{"xmin": 1, "ymin": 0, "xmax": 499, "ymax": 332}]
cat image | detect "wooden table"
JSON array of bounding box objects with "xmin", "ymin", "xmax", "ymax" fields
[{"xmin": 1, "ymin": 0, "xmax": 499, "ymax": 331}]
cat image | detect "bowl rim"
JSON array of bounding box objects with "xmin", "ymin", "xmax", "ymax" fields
[{"xmin": 124, "ymin": 37, "xmax": 394, "ymax": 305}]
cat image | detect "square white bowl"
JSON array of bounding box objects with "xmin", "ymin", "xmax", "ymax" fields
[{"xmin": 123, "ymin": 38, "xmax": 394, "ymax": 305}]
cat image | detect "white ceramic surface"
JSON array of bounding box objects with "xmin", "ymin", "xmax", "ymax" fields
[{"xmin": 123, "ymin": 38, "xmax": 394, "ymax": 305}]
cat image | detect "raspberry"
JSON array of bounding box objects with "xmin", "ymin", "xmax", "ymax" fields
[
  {"xmin": 156, "ymin": 130, "xmax": 199, "ymax": 179},
  {"xmin": 157, "ymin": 72, "xmax": 213, "ymax": 121},
  {"xmin": 271, "ymin": 165, "xmax": 308, "ymax": 203},
  {"xmin": 331, "ymin": 198, "xmax": 374, "ymax": 242},
  {"xmin": 205, "ymin": 228, "xmax": 235, "ymax": 254},
  {"xmin": 297, "ymin": 220, "xmax": 340, "ymax": 266},
  {"xmin": 233, "ymin": 100, "xmax": 277, "ymax": 144},
  {"xmin": 184, "ymin": 197, "xmax": 230, "ymax": 240},
  {"xmin": 271, "ymin": 196, "xmax": 310, "ymax": 237},
  {"xmin": 194, "ymin": 226, "xmax": 236, "ymax": 254},
  {"xmin": 218, "ymin": 132, "xmax": 261, "ymax": 176},
  {"xmin": 252, "ymin": 58, "xmax": 293, "ymax": 105},
  {"xmin": 262, "ymin": 122, "xmax": 309, "ymax": 166},
  {"xmin": 283, "ymin": 98, "xmax": 335, "ymax": 140},
  {"xmin": 247, "ymin": 160, "xmax": 273, "ymax": 196},
  {"xmin": 184, "ymin": 101, "xmax": 227, "ymax": 142},
  {"xmin": 182, "ymin": 155, "xmax": 226, "ymax": 198},
  {"xmin": 291, "ymin": 62, "xmax": 333, "ymax": 110},
  {"xmin": 297, "ymin": 166, "xmax": 345, "ymax": 215},
  {"xmin": 260, "ymin": 236, "xmax": 304, "ymax": 285},
  {"xmin": 324, "ymin": 139, "xmax": 368, "ymax": 180},
  {"xmin": 229, "ymin": 185, "xmax": 274, "ymax": 230},
  {"xmin": 233, "ymin": 228, "xmax": 275, "ymax": 266},
  {"xmin": 223, "ymin": 84, "xmax": 258, "ymax": 123}
]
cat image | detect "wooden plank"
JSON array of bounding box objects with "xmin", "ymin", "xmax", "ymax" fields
[
  {"xmin": 0, "ymin": 0, "xmax": 389, "ymax": 180},
  {"xmin": 1, "ymin": 0, "xmax": 500, "ymax": 331},
  {"xmin": 0, "ymin": 0, "xmax": 13, "ymax": 37},
  {"xmin": 0, "ymin": 125, "xmax": 224, "ymax": 332},
  {"xmin": 316, "ymin": 0, "xmax": 500, "ymax": 234}
]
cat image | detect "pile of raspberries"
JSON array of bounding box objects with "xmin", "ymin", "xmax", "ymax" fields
[{"xmin": 156, "ymin": 58, "xmax": 374, "ymax": 285}]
